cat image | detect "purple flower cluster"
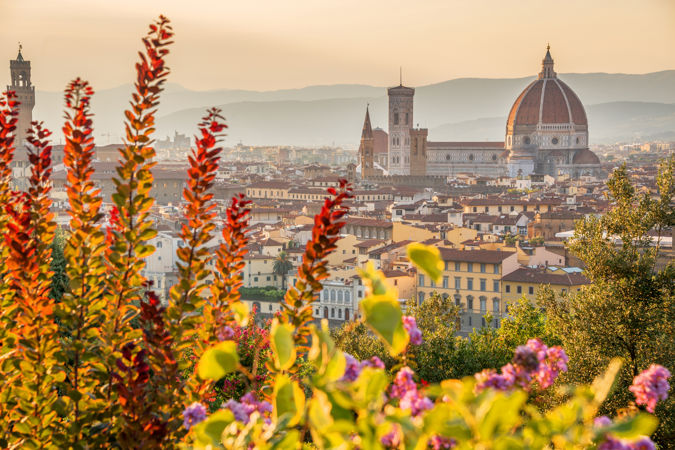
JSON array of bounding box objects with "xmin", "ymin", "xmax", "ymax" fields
[
  {"xmin": 595, "ymin": 415, "xmax": 656, "ymax": 450},
  {"xmin": 598, "ymin": 437, "xmax": 655, "ymax": 450},
  {"xmin": 182, "ymin": 402, "xmax": 207, "ymax": 430},
  {"xmin": 390, "ymin": 367, "xmax": 433, "ymax": 417},
  {"xmin": 629, "ymin": 364, "xmax": 671, "ymax": 413},
  {"xmin": 381, "ymin": 424, "xmax": 403, "ymax": 448},
  {"xmin": 402, "ymin": 315, "xmax": 423, "ymax": 345},
  {"xmin": 340, "ymin": 353, "xmax": 385, "ymax": 382},
  {"xmin": 475, "ymin": 339, "xmax": 568, "ymax": 392},
  {"xmin": 216, "ymin": 325, "xmax": 235, "ymax": 341},
  {"xmin": 224, "ymin": 392, "xmax": 272, "ymax": 425},
  {"xmin": 429, "ymin": 435, "xmax": 456, "ymax": 449}
]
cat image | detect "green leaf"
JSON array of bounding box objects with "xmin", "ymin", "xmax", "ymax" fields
[
  {"xmin": 194, "ymin": 409, "xmax": 235, "ymax": 446},
  {"xmin": 270, "ymin": 319, "xmax": 296, "ymax": 371},
  {"xmin": 407, "ymin": 242, "xmax": 444, "ymax": 283},
  {"xmin": 231, "ymin": 301, "xmax": 249, "ymax": 327},
  {"xmin": 360, "ymin": 291, "xmax": 409, "ymax": 356},
  {"xmin": 350, "ymin": 367, "xmax": 389, "ymax": 409},
  {"xmin": 608, "ymin": 413, "xmax": 658, "ymax": 439},
  {"xmin": 197, "ymin": 341, "xmax": 239, "ymax": 380},
  {"xmin": 273, "ymin": 373, "xmax": 305, "ymax": 426},
  {"xmin": 591, "ymin": 358, "xmax": 623, "ymax": 406}
]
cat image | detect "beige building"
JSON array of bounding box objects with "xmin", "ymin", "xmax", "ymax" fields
[
  {"xmin": 501, "ymin": 267, "xmax": 589, "ymax": 306},
  {"xmin": 416, "ymin": 248, "xmax": 519, "ymax": 333}
]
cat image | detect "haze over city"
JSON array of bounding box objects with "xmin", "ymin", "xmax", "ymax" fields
[{"xmin": 2, "ymin": 0, "xmax": 674, "ymax": 92}]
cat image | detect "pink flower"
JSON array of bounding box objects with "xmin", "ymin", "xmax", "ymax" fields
[
  {"xmin": 429, "ymin": 435, "xmax": 456, "ymax": 449},
  {"xmin": 361, "ymin": 356, "xmax": 385, "ymax": 370},
  {"xmin": 381, "ymin": 424, "xmax": 403, "ymax": 448},
  {"xmin": 631, "ymin": 438, "xmax": 656, "ymax": 450},
  {"xmin": 403, "ymin": 315, "xmax": 423, "ymax": 345},
  {"xmin": 182, "ymin": 402, "xmax": 207, "ymax": 430},
  {"xmin": 341, "ymin": 353, "xmax": 361, "ymax": 382},
  {"xmin": 629, "ymin": 364, "xmax": 671, "ymax": 413},
  {"xmin": 390, "ymin": 366, "xmax": 432, "ymax": 416},
  {"xmin": 594, "ymin": 416, "xmax": 612, "ymax": 428},
  {"xmin": 598, "ymin": 437, "xmax": 632, "ymax": 450},
  {"xmin": 216, "ymin": 326, "xmax": 235, "ymax": 341},
  {"xmin": 475, "ymin": 368, "xmax": 513, "ymax": 391}
]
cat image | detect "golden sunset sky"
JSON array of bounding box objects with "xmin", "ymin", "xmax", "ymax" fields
[{"xmin": 1, "ymin": 0, "xmax": 674, "ymax": 92}]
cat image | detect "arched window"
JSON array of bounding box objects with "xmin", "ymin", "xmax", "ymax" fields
[
  {"xmin": 454, "ymin": 294, "xmax": 461, "ymax": 307},
  {"xmin": 345, "ymin": 291, "xmax": 351, "ymax": 303},
  {"xmin": 337, "ymin": 291, "xmax": 343, "ymax": 303},
  {"xmin": 330, "ymin": 290, "xmax": 336, "ymax": 302},
  {"xmin": 480, "ymin": 296, "xmax": 487, "ymax": 313},
  {"xmin": 467, "ymin": 296, "xmax": 474, "ymax": 311},
  {"xmin": 323, "ymin": 290, "xmax": 329, "ymax": 301}
]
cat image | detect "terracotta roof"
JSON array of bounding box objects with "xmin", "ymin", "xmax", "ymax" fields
[
  {"xmin": 501, "ymin": 267, "xmax": 590, "ymax": 286},
  {"xmin": 427, "ymin": 142, "xmax": 504, "ymax": 149},
  {"xmin": 438, "ymin": 248, "xmax": 515, "ymax": 264},
  {"xmin": 507, "ymin": 78, "xmax": 587, "ymax": 129}
]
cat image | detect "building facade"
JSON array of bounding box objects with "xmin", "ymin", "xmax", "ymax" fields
[{"xmin": 358, "ymin": 47, "xmax": 601, "ymax": 180}]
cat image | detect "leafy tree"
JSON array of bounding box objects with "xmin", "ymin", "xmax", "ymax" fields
[
  {"xmin": 272, "ymin": 251, "xmax": 293, "ymax": 291},
  {"xmin": 49, "ymin": 226, "xmax": 68, "ymax": 302},
  {"xmin": 542, "ymin": 159, "xmax": 675, "ymax": 444}
]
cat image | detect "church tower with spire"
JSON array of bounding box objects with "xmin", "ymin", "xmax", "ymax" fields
[
  {"xmin": 358, "ymin": 106, "xmax": 376, "ymax": 179},
  {"xmin": 8, "ymin": 44, "xmax": 35, "ymax": 146}
]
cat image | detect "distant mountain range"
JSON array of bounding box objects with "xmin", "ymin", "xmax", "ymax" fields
[{"xmin": 33, "ymin": 71, "xmax": 675, "ymax": 147}]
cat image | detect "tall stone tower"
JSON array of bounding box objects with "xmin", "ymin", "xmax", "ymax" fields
[
  {"xmin": 8, "ymin": 45, "xmax": 35, "ymax": 146},
  {"xmin": 387, "ymin": 77, "xmax": 414, "ymax": 175},
  {"xmin": 409, "ymin": 127, "xmax": 428, "ymax": 176},
  {"xmin": 358, "ymin": 106, "xmax": 376, "ymax": 179}
]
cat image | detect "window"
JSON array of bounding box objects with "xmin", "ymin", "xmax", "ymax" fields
[
  {"xmin": 494, "ymin": 264, "xmax": 499, "ymax": 274},
  {"xmin": 266, "ymin": 276, "xmax": 270, "ymax": 281},
  {"xmin": 405, "ymin": 112, "xmax": 409, "ymax": 124},
  {"xmin": 454, "ymin": 277, "xmax": 461, "ymax": 290},
  {"xmin": 331, "ymin": 308, "xmax": 335, "ymax": 318},
  {"xmin": 418, "ymin": 274, "xmax": 424, "ymax": 287},
  {"xmin": 445, "ymin": 261, "xmax": 450, "ymax": 270},
  {"xmin": 467, "ymin": 263, "xmax": 473, "ymax": 272},
  {"xmin": 505, "ymin": 284, "xmax": 511, "ymax": 293},
  {"xmin": 493, "ymin": 280, "xmax": 500, "ymax": 292},
  {"xmin": 480, "ymin": 279, "xmax": 486, "ymax": 291},
  {"xmin": 418, "ymin": 292, "xmax": 425, "ymax": 304},
  {"xmin": 480, "ymin": 263, "xmax": 486, "ymax": 273},
  {"xmin": 467, "ymin": 296, "xmax": 474, "ymax": 311},
  {"xmin": 455, "ymin": 262, "xmax": 461, "ymax": 271},
  {"xmin": 269, "ymin": 304, "xmax": 273, "ymax": 311},
  {"xmin": 473, "ymin": 207, "xmax": 477, "ymax": 213},
  {"xmin": 338, "ymin": 309, "xmax": 342, "ymax": 318},
  {"xmin": 517, "ymin": 285, "xmax": 522, "ymax": 294},
  {"xmin": 442, "ymin": 276, "xmax": 449, "ymax": 288},
  {"xmin": 480, "ymin": 297, "xmax": 487, "ymax": 312},
  {"xmin": 528, "ymin": 286, "xmax": 534, "ymax": 295},
  {"xmin": 467, "ymin": 278, "xmax": 474, "ymax": 290},
  {"xmin": 430, "ymin": 279, "xmax": 436, "ymax": 288},
  {"xmin": 454, "ymin": 295, "xmax": 461, "ymax": 306},
  {"xmin": 330, "ymin": 290, "xmax": 336, "ymax": 301},
  {"xmin": 338, "ymin": 291, "xmax": 343, "ymax": 302},
  {"xmin": 493, "ymin": 298, "xmax": 500, "ymax": 313},
  {"xmin": 394, "ymin": 112, "xmax": 399, "ymax": 125}
]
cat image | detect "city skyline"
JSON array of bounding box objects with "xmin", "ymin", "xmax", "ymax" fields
[{"xmin": 2, "ymin": 0, "xmax": 675, "ymax": 92}]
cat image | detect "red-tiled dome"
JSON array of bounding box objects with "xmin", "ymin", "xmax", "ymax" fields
[
  {"xmin": 572, "ymin": 148, "xmax": 600, "ymax": 164},
  {"xmin": 506, "ymin": 48, "xmax": 587, "ymax": 131},
  {"xmin": 507, "ymin": 78, "xmax": 587, "ymax": 129}
]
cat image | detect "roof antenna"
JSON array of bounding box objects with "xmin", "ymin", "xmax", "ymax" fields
[{"xmin": 399, "ymin": 66, "xmax": 403, "ymax": 86}]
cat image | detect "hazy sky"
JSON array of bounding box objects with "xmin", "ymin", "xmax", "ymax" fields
[{"xmin": 2, "ymin": 0, "xmax": 674, "ymax": 92}]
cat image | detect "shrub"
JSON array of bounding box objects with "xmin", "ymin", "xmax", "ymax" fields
[{"xmin": 0, "ymin": 15, "xmax": 668, "ymax": 449}]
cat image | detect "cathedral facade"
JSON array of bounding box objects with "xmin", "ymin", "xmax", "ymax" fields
[{"xmin": 359, "ymin": 47, "xmax": 601, "ymax": 179}]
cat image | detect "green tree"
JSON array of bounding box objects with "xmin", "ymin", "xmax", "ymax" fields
[
  {"xmin": 273, "ymin": 251, "xmax": 293, "ymax": 291},
  {"xmin": 49, "ymin": 226, "xmax": 68, "ymax": 302},
  {"xmin": 542, "ymin": 159, "xmax": 675, "ymax": 444}
]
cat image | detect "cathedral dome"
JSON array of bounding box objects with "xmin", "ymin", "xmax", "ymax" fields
[
  {"xmin": 572, "ymin": 148, "xmax": 600, "ymax": 165},
  {"xmin": 506, "ymin": 47, "xmax": 587, "ymax": 133}
]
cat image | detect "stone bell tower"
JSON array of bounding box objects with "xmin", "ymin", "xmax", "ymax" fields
[{"xmin": 8, "ymin": 44, "xmax": 35, "ymax": 146}]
